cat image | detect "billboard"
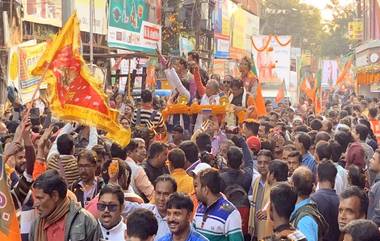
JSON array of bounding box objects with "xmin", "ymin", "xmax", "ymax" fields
[
  {"xmin": 7, "ymin": 41, "xmax": 47, "ymax": 103},
  {"xmin": 251, "ymin": 35, "xmax": 291, "ymax": 85},
  {"xmin": 73, "ymin": 0, "xmax": 108, "ymax": 34},
  {"xmin": 108, "ymin": 0, "xmax": 161, "ymax": 53},
  {"xmin": 22, "ymin": 0, "xmax": 62, "ymax": 27}
]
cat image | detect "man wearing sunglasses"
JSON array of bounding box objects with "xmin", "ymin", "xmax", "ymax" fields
[{"xmin": 98, "ymin": 184, "xmax": 126, "ymax": 241}]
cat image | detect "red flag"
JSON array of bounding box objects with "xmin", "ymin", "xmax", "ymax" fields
[
  {"xmin": 32, "ymin": 12, "xmax": 131, "ymax": 147},
  {"xmin": 0, "ymin": 158, "xmax": 21, "ymax": 241},
  {"xmin": 275, "ymin": 81, "xmax": 285, "ymax": 104}
]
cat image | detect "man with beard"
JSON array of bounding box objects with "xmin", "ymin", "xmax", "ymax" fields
[
  {"xmin": 123, "ymin": 174, "xmax": 177, "ymax": 240},
  {"xmin": 29, "ymin": 169, "xmax": 101, "ymax": 241},
  {"xmin": 193, "ymin": 168, "xmax": 244, "ymax": 241},
  {"xmin": 98, "ymin": 184, "xmax": 126, "ymax": 241},
  {"xmin": 158, "ymin": 193, "xmax": 208, "ymax": 241}
]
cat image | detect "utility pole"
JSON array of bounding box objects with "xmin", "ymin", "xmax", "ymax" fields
[{"xmin": 89, "ymin": 0, "xmax": 94, "ymax": 74}]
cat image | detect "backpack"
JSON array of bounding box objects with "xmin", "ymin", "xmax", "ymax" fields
[
  {"xmin": 290, "ymin": 202, "xmax": 329, "ymax": 241},
  {"xmin": 224, "ymin": 184, "xmax": 250, "ymax": 235}
]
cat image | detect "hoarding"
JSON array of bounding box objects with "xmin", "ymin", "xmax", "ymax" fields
[
  {"xmin": 251, "ymin": 35, "xmax": 291, "ymax": 85},
  {"xmin": 74, "ymin": 0, "xmax": 108, "ymax": 34},
  {"xmin": 22, "ymin": 0, "xmax": 62, "ymax": 27},
  {"xmin": 108, "ymin": 0, "xmax": 161, "ymax": 53}
]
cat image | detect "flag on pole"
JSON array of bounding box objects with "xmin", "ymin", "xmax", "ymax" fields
[
  {"xmin": 300, "ymin": 76, "xmax": 315, "ymax": 102},
  {"xmin": 314, "ymin": 70, "xmax": 322, "ymax": 114},
  {"xmin": 336, "ymin": 58, "xmax": 352, "ymax": 86},
  {"xmin": 0, "ymin": 156, "xmax": 21, "ymax": 241},
  {"xmin": 248, "ymin": 69, "xmax": 266, "ymax": 117},
  {"xmin": 32, "ymin": 12, "xmax": 131, "ymax": 147},
  {"xmin": 275, "ymin": 80, "xmax": 286, "ymax": 104}
]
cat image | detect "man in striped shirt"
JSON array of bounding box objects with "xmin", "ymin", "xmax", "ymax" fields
[
  {"xmin": 193, "ymin": 168, "xmax": 244, "ymax": 241},
  {"xmin": 131, "ymin": 89, "xmax": 166, "ymax": 131}
]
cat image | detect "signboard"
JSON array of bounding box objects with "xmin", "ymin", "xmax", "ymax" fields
[
  {"xmin": 348, "ymin": 20, "xmax": 363, "ymax": 40},
  {"xmin": 215, "ymin": 34, "xmax": 230, "ymax": 58},
  {"xmin": 22, "ymin": 0, "xmax": 62, "ymax": 27},
  {"xmin": 74, "ymin": 0, "xmax": 108, "ymax": 34},
  {"xmin": 108, "ymin": 0, "xmax": 161, "ymax": 53},
  {"xmin": 179, "ymin": 36, "xmax": 195, "ymax": 57},
  {"xmin": 230, "ymin": 7, "xmax": 259, "ymax": 59},
  {"xmin": 251, "ymin": 35, "xmax": 291, "ymax": 85},
  {"xmin": 7, "ymin": 41, "xmax": 47, "ymax": 103}
]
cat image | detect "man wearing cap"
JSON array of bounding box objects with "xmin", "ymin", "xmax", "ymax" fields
[{"xmin": 243, "ymin": 119, "xmax": 261, "ymax": 156}]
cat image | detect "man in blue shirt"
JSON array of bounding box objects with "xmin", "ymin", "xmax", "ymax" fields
[
  {"xmin": 294, "ymin": 132, "xmax": 317, "ymax": 174},
  {"xmin": 290, "ymin": 166, "xmax": 328, "ymax": 241},
  {"xmin": 158, "ymin": 193, "xmax": 208, "ymax": 241}
]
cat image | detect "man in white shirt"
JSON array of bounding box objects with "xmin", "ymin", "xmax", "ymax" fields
[{"xmin": 98, "ymin": 184, "xmax": 126, "ymax": 241}]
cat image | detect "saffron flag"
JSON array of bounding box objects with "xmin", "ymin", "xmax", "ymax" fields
[
  {"xmin": 275, "ymin": 80, "xmax": 285, "ymax": 104},
  {"xmin": 336, "ymin": 59, "xmax": 352, "ymax": 86},
  {"xmin": 300, "ymin": 76, "xmax": 315, "ymax": 102},
  {"xmin": 314, "ymin": 70, "xmax": 322, "ymax": 114},
  {"xmin": 0, "ymin": 156, "xmax": 21, "ymax": 241},
  {"xmin": 249, "ymin": 57, "xmax": 266, "ymax": 117},
  {"xmin": 32, "ymin": 12, "xmax": 131, "ymax": 147}
]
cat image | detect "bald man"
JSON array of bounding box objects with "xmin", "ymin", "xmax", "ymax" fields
[
  {"xmin": 289, "ymin": 167, "xmax": 328, "ymax": 241},
  {"xmin": 194, "ymin": 79, "xmax": 220, "ymax": 131}
]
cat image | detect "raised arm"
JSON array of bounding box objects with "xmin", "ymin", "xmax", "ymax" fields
[
  {"xmin": 193, "ymin": 65, "xmax": 205, "ymax": 97},
  {"xmin": 47, "ymin": 123, "xmax": 74, "ymax": 160},
  {"xmin": 164, "ymin": 68, "xmax": 190, "ymax": 100}
]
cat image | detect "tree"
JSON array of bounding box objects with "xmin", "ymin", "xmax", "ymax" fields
[
  {"xmin": 260, "ymin": 0, "xmax": 324, "ymax": 55},
  {"xmin": 320, "ymin": 0, "xmax": 355, "ymax": 57}
]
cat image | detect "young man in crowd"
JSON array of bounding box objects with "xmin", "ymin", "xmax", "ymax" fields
[
  {"xmin": 290, "ymin": 166, "xmax": 328, "ymax": 241},
  {"xmin": 286, "ymin": 151, "xmax": 302, "ymax": 177},
  {"xmin": 98, "ymin": 184, "xmax": 126, "ymax": 241},
  {"xmin": 126, "ymin": 209, "xmax": 158, "ymax": 241},
  {"xmin": 143, "ymin": 142, "xmax": 169, "ymax": 184},
  {"xmin": 266, "ymin": 182, "xmax": 306, "ymax": 241},
  {"xmin": 220, "ymin": 137, "xmax": 255, "ymax": 193},
  {"xmin": 294, "ymin": 132, "xmax": 317, "ymax": 175},
  {"xmin": 193, "ymin": 168, "xmax": 244, "ymax": 241},
  {"xmin": 311, "ymin": 160, "xmax": 340, "ymax": 241},
  {"xmin": 168, "ymin": 148, "xmax": 194, "ymax": 194},
  {"xmin": 158, "ymin": 193, "xmax": 208, "ymax": 241}
]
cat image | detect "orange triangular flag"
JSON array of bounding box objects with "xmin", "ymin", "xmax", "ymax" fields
[
  {"xmin": 255, "ymin": 79, "xmax": 267, "ymax": 117},
  {"xmin": 336, "ymin": 59, "xmax": 352, "ymax": 86},
  {"xmin": 275, "ymin": 81, "xmax": 285, "ymax": 104}
]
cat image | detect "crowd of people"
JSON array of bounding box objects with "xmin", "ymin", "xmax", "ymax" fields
[{"xmin": 2, "ymin": 52, "xmax": 380, "ymax": 241}]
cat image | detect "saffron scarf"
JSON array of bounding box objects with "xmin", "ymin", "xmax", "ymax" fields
[{"xmin": 34, "ymin": 196, "xmax": 71, "ymax": 241}]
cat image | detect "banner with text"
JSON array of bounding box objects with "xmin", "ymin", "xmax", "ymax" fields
[
  {"xmin": 108, "ymin": 0, "xmax": 161, "ymax": 53},
  {"xmin": 22, "ymin": 0, "xmax": 62, "ymax": 27}
]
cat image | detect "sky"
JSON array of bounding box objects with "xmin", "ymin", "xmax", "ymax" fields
[{"xmin": 301, "ymin": 0, "xmax": 354, "ymax": 20}]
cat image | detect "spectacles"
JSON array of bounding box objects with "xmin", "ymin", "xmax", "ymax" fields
[{"xmin": 97, "ymin": 203, "xmax": 119, "ymax": 212}]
